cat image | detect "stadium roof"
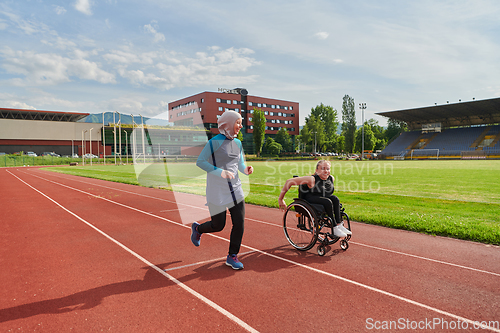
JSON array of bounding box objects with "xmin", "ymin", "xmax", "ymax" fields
[
  {"xmin": 376, "ymin": 97, "xmax": 500, "ymax": 130},
  {"xmin": 0, "ymin": 108, "xmax": 89, "ymax": 122}
]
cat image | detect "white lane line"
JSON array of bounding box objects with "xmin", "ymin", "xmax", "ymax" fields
[
  {"xmin": 350, "ymin": 241, "xmax": 500, "ymax": 277},
  {"xmin": 8, "ymin": 170, "xmax": 259, "ymax": 333},
  {"xmin": 33, "ymin": 169, "xmax": 500, "ymax": 278},
  {"xmin": 19, "ymin": 170, "xmax": 500, "ymax": 333},
  {"xmin": 35, "ymin": 169, "xmax": 500, "ymax": 277}
]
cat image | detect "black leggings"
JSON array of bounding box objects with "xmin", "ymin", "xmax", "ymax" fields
[
  {"xmin": 197, "ymin": 200, "xmax": 245, "ymax": 256},
  {"xmin": 304, "ymin": 194, "xmax": 341, "ymax": 225}
]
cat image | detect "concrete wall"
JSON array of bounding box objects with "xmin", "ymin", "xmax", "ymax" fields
[{"xmin": 0, "ymin": 119, "xmax": 101, "ymax": 141}]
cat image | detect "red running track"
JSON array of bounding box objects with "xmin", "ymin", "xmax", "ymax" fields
[{"xmin": 1, "ymin": 167, "xmax": 499, "ymax": 332}]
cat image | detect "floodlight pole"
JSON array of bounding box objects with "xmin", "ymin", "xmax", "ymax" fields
[
  {"xmin": 113, "ymin": 111, "xmax": 117, "ymax": 165},
  {"xmin": 118, "ymin": 112, "xmax": 122, "ymax": 164},
  {"xmin": 359, "ymin": 103, "xmax": 366, "ymax": 160},
  {"xmin": 140, "ymin": 114, "xmax": 145, "ymax": 164},
  {"xmin": 102, "ymin": 112, "xmax": 106, "ymax": 165},
  {"xmin": 131, "ymin": 114, "xmax": 135, "ymax": 163},
  {"xmin": 123, "ymin": 130, "xmax": 128, "ymax": 164},
  {"xmin": 90, "ymin": 128, "xmax": 94, "ymax": 166},
  {"xmin": 82, "ymin": 130, "xmax": 88, "ymax": 166}
]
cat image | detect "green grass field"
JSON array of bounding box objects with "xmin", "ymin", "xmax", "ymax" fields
[{"xmin": 47, "ymin": 159, "xmax": 500, "ymax": 245}]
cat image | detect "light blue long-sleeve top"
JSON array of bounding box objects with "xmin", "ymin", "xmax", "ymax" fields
[{"xmin": 196, "ymin": 134, "xmax": 247, "ymax": 206}]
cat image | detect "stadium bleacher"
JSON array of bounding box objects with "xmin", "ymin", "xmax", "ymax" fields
[{"xmin": 381, "ymin": 125, "xmax": 500, "ymax": 159}]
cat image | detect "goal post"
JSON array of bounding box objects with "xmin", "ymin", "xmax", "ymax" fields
[{"xmin": 410, "ymin": 149, "xmax": 439, "ymax": 160}]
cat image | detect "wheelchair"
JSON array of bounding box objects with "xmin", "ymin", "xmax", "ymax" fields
[{"xmin": 282, "ymin": 183, "xmax": 351, "ymax": 256}]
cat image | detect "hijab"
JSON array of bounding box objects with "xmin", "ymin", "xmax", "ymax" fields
[{"xmin": 218, "ymin": 111, "xmax": 242, "ymax": 139}]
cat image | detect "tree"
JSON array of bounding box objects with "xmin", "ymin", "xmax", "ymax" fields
[
  {"xmin": 354, "ymin": 124, "xmax": 376, "ymax": 153},
  {"xmin": 252, "ymin": 108, "xmax": 266, "ymax": 157},
  {"xmin": 366, "ymin": 118, "xmax": 386, "ymax": 151},
  {"xmin": 275, "ymin": 127, "xmax": 291, "ymax": 152},
  {"xmin": 264, "ymin": 137, "xmax": 282, "ymax": 155},
  {"xmin": 304, "ymin": 114, "xmax": 325, "ymax": 153},
  {"xmin": 337, "ymin": 135, "xmax": 345, "ymax": 153},
  {"xmin": 298, "ymin": 125, "xmax": 312, "ymax": 152},
  {"xmin": 385, "ymin": 118, "xmax": 408, "ymax": 143},
  {"xmin": 341, "ymin": 95, "xmax": 356, "ymax": 153},
  {"xmin": 309, "ymin": 103, "xmax": 339, "ymax": 144},
  {"xmin": 236, "ymin": 130, "xmax": 243, "ymax": 141}
]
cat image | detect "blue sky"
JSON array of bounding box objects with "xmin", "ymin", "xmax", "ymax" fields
[{"xmin": 1, "ymin": 0, "xmax": 499, "ymax": 126}]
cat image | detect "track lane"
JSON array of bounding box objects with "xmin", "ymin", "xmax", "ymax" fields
[{"xmin": 2, "ymin": 167, "xmax": 499, "ymax": 332}]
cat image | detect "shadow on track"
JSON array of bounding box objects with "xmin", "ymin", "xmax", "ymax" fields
[{"xmin": 0, "ymin": 262, "xmax": 180, "ymax": 323}]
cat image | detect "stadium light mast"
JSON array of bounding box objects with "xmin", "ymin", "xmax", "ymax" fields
[
  {"xmin": 359, "ymin": 103, "xmax": 366, "ymax": 160},
  {"xmin": 89, "ymin": 127, "xmax": 94, "ymax": 166}
]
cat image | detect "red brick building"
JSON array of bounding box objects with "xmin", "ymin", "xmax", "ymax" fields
[{"xmin": 168, "ymin": 88, "xmax": 299, "ymax": 153}]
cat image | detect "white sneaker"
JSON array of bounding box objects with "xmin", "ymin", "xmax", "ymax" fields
[
  {"xmin": 338, "ymin": 223, "xmax": 352, "ymax": 235},
  {"xmin": 332, "ymin": 225, "xmax": 347, "ymax": 238}
]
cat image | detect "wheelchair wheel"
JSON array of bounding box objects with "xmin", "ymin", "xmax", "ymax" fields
[
  {"xmin": 317, "ymin": 245, "xmax": 326, "ymax": 256},
  {"xmin": 283, "ymin": 202, "xmax": 318, "ymax": 251}
]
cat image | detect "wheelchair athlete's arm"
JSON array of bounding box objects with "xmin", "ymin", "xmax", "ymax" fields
[{"xmin": 278, "ymin": 176, "xmax": 315, "ymax": 210}]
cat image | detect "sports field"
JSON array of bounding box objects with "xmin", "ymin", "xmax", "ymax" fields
[{"xmin": 47, "ymin": 159, "xmax": 500, "ymax": 245}]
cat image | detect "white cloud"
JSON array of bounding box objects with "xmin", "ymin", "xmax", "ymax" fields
[
  {"xmin": 0, "ymin": 19, "xmax": 8, "ymax": 30},
  {"xmin": 74, "ymin": 0, "xmax": 92, "ymax": 15},
  {"xmin": 0, "ymin": 48, "xmax": 115, "ymax": 86},
  {"xmin": 53, "ymin": 5, "xmax": 66, "ymax": 15},
  {"xmin": 314, "ymin": 32, "xmax": 329, "ymax": 40},
  {"xmin": 112, "ymin": 46, "xmax": 260, "ymax": 90},
  {"xmin": 143, "ymin": 21, "xmax": 165, "ymax": 43}
]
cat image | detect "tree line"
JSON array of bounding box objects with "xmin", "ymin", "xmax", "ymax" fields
[{"xmin": 250, "ymin": 94, "xmax": 407, "ymax": 156}]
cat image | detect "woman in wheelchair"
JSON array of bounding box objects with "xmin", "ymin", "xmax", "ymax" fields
[{"xmin": 278, "ymin": 160, "xmax": 351, "ymax": 238}]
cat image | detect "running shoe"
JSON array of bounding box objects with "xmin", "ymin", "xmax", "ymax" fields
[
  {"xmin": 332, "ymin": 225, "xmax": 347, "ymax": 238},
  {"xmin": 338, "ymin": 223, "xmax": 352, "ymax": 236},
  {"xmin": 226, "ymin": 254, "xmax": 244, "ymax": 270},
  {"xmin": 191, "ymin": 222, "xmax": 201, "ymax": 246}
]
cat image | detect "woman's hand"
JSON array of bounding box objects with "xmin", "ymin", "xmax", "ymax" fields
[
  {"xmin": 245, "ymin": 166, "xmax": 254, "ymax": 175},
  {"xmin": 278, "ymin": 198, "xmax": 287, "ymax": 211},
  {"xmin": 221, "ymin": 170, "xmax": 235, "ymax": 179}
]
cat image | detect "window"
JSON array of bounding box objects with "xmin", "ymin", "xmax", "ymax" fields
[
  {"xmin": 264, "ymin": 111, "xmax": 268, "ymax": 115},
  {"xmin": 216, "ymin": 98, "xmax": 221, "ymax": 103},
  {"xmin": 284, "ymin": 120, "xmax": 288, "ymax": 124},
  {"xmin": 258, "ymin": 103, "xmax": 262, "ymax": 107},
  {"xmin": 271, "ymin": 119, "xmax": 275, "ymax": 123},
  {"xmin": 278, "ymin": 112, "xmax": 282, "ymax": 116},
  {"xmin": 262, "ymin": 103, "xmax": 267, "ymax": 108},
  {"xmin": 201, "ymin": 98, "xmax": 204, "ymax": 103},
  {"xmin": 284, "ymin": 106, "xmax": 288, "ymax": 110},
  {"xmin": 233, "ymin": 100, "xmax": 238, "ymax": 104},
  {"xmin": 248, "ymin": 102, "xmax": 253, "ymax": 106},
  {"xmin": 289, "ymin": 106, "xmax": 293, "ymax": 110},
  {"xmin": 227, "ymin": 100, "xmax": 231, "ymax": 104},
  {"xmin": 270, "ymin": 112, "xmax": 274, "ymax": 116},
  {"xmin": 218, "ymin": 107, "xmax": 223, "ymax": 111}
]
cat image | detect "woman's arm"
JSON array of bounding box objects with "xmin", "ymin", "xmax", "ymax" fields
[
  {"xmin": 278, "ymin": 176, "xmax": 315, "ymax": 210},
  {"xmin": 196, "ymin": 138, "xmax": 223, "ymax": 177}
]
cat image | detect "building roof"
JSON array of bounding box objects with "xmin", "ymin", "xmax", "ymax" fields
[
  {"xmin": 0, "ymin": 108, "xmax": 89, "ymax": 122},
  {"xmin": 376, "ymin": 97, "xmax": 500, "ymax": 130}
]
